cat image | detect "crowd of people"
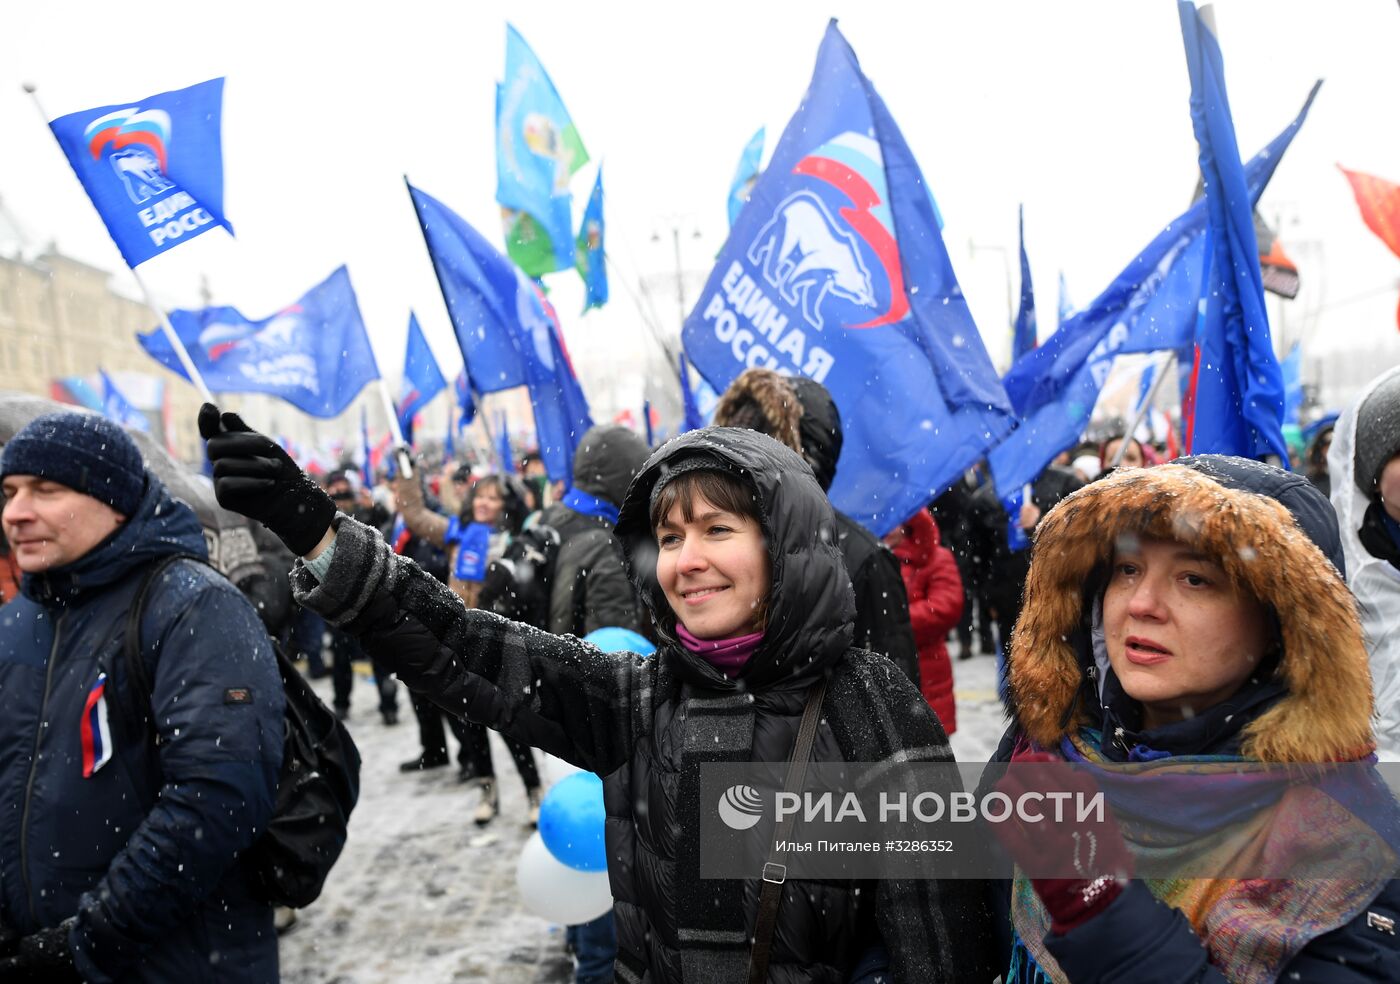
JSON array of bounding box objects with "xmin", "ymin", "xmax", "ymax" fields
[{"xmin": 0, "ymin": 360, "xmax": 1398, "ymax": 982}]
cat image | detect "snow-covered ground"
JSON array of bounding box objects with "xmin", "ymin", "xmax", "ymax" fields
[{"xmin": 278, "ymin": 650, "xmax": 1009, "ymax": 982}]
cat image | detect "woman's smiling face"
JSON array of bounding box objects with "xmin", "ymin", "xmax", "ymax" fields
[{"xmin": 655, "ymin": 491, "xmax": 769, "ymax": 640}]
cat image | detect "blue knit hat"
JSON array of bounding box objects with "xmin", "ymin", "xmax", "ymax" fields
[{"xmin": 1, "ymin": 412, "xmax": 147, "ymax": 517}]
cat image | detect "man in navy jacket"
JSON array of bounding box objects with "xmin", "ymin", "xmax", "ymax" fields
[{"xmin": 0, "ymin": 412, "xmax": 283, "ymax": 982}]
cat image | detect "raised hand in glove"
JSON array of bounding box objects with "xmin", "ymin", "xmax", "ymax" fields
[
  {"xmin": 198, "ymin": 403, "xmax": 337, "ymax": 556},
  {"xmin": 993, "ymin": 751, "xmax": 1133, "ymax": 934},
  {"xmin": 0, "ymin": 919, "xmax": 79, "ymax": 982}
]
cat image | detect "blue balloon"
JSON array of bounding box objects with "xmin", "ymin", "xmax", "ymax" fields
[
  {"xmin": 583, "ymin": 626, "xmax": 656, "ymax": 657},
  {"xmin": 539, "ymin": 772, "xmax": 607, "ymax": 872}
]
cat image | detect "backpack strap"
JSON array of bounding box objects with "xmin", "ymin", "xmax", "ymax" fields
[
  {"xmin": 120, "ymin": 554, "xmax": 208, "ymax": 745},
  {"xmin": 747, "ymin": 675, "xmax": 829, "ymax": 984}
]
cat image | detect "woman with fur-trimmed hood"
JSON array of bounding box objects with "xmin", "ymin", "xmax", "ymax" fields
[{"xmin": 989, "ymin": 455, "xmax": 1400, "ymax": 983}]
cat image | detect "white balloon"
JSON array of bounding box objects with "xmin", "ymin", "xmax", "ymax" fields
[
  {"xmin": 540, "ymin": 752, "xmax": 583, "ymax": 785},
  {"xmin": 515, "ymin": 831, "xmax": 613, "ymax": 925}
]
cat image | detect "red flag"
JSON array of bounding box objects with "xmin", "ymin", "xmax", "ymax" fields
[{"xmin": 1339, "ymin": 166, "xmax": 1400, "ymax": 330}]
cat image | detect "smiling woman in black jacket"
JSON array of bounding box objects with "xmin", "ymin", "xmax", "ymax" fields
[{"xmin": 200, "ymin": 406, "xmax": 995, "ymax": 984}]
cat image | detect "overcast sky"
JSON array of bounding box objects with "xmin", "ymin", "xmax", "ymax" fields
[{"xmin": 1, "ymin": 0, "xmax": 1396, "ymax": 417}]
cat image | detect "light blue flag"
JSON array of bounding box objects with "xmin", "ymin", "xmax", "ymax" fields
[
  {"xmin": 496, "ymin": 25, "xmax": 589, "ymax": 277},
  {"xmin": 1011, "ymin": 204, "xmax": 1037, "ymax": 364},
  {"xmin": 137, "ymin": 265, "xmax": 381, "ymax": 418},
  {"xmin": 575, "ymin": 167, "xmax": 607, "ymax": 310},
  {"xmin": 1058, "ymin": 271, "xmax": 1074, "ymax": 329},
  {"xmin": 728, "ymin": 127, "xmax": 765, "ymax": 227},
  {"xmin": 1280, "ymin": 342, "xmax": 1303, "ymax": 426},
  {"xmin": 397, "ymin": 312, "xmax": 447, "ymax": 447},
  {"xmin": 47, "ymin": 78, "xmax": 232, "ymax": 268},
  {"xmin": 1178, "ymin": 0, "xmax": 1289, "ymax": 462},
  {"xmin": 989, "ymin": 83, "xmax": 1319, "ymax": 499},
  {"xmin": 682, "ymin": 21, "xmax": 1014, "ymax": 536},
  {"xmin": 100, "ymin": 370, "xmax": 150, "ymax": 432}
]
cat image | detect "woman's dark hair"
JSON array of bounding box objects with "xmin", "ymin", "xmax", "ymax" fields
[{"xmin": 648, "ymin": 468, "xmax": 760, "ymax": 534}]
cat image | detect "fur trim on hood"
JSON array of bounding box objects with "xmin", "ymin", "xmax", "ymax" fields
[{"xmin": 1010, "ymin": 464, "xmax": 1373, "ymax": 763}]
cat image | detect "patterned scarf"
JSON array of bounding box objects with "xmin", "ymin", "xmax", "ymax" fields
[{"xmin": 1009, "ymin": 731, "xmax": 1398, "ymax": 984}]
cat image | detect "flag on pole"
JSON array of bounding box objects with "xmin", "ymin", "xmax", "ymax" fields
[
  {"xmin": 496, "ymin": 25, "xmax": 589, "ymax": 277},
  {"xmin": 1178, "ymin": 0, "xmax": 1289, "ymax": 462},
  {"xmin": 443, "ymin": 399, "xmax": 456, "ymax": 460},
  {"xmin": 1011, "ymin": 204, "xmax": 1037, "ymax": 364},
  {"xmin": 1338, "ymin": 166, "xmax": 1400, "ymax": 330},
  {"xmin": 360, "ymin": 406, "xmax": 373, "ymax": 488},
  {"xmin": 989, "ymin": 81, "xmax": 1319, "ymax": 498},
  {"xmin": 497, "ymin": 411, "xmax": 516, "ymax": 474},
  {"xmin": 642, "ymin": 398, "xmax": 655, "ymax": 447},
  {"xmin": 137, "ymin": 266, "xmax": 380, "ymax": 419},
  {"xmin": 409, "ymin": 182, "xmax": 593, "ymax": 482},
  {"xmin": 99, "ymin": 370, "xmax": 150, "ymax": 432},
  {"xmin": 47, "ymin": 78, "xmax": 232, "ymax": 268},
  {"xmin": 454, "ymin": 367, "xmax": 478, "ymax": 428},
  {"xmin": 682, "ymin": 20, "xmax": 1013, "ymax": 536},
  {"xmin": 728, "ymin": 127, "xmax": 765, "ymax": 227},
  {"xmin": 679, "ymin": 352, "xmax": 704, "ymax": 434},
  {"xmin": 575, "ymin": 167, "xmax": 608, "ymax": 310},
  {"xmin": 1057, "ymin": 271, "xmax": 1074, "ymax": 329},
  {"xmin": 1339, "ymin": 166, "xmax": 1400, "ymax": 258},
  {"xmin": 396, "ymin": 312, "xmax": 447, "ymax": 447}
]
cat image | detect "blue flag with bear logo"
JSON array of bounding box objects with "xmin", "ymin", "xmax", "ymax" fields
[
  {"xmin": 137, "ymin": 265, "xmax": 381, "ymax": 418},
  {"xmin": 48, "ymin": 78, "xmax": 232, "ymax": 268},
  {"xmin": 681, "ymin": 20, "xmax": 1013, "ymax": 536}
]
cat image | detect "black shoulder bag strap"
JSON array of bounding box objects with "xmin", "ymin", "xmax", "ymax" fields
[{"xmin": 747, "ymin": 675, "xmax": 829, "ymax": 984}]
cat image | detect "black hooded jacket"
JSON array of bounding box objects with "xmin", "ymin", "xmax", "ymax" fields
[
  {"xmin": 291, "ymin": 427, "xmax": 994, "ymax": 983},
  {"xmin": 536, "ymin": 423, "xmax": 650, "ymax": 635}
]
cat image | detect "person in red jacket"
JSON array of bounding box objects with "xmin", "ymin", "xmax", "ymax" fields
[{"xmin": 884, "ymin": 509, "xmax": 963, "ymax": 734}]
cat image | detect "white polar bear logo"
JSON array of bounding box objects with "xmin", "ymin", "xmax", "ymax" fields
[
  {"xmin": 110, "ymin": 147, "xmax": 173, "ymax": 204},
  {"xmin": 747, "ymin": 191, "xmax": 876, "ymax": 330}
]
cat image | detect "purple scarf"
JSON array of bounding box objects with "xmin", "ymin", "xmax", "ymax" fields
[{"xmin": 675, "ymin": 623, "xmax": 763, "ymax": 678}]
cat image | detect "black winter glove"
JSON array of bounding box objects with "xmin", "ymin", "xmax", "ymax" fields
[
  {"xmin": 199, "ymin": 403, "xmax": 337, "ymax": 557},
  {"xmin": 0, "ymin": 919, "xmax": 79, "ymax": 982}
]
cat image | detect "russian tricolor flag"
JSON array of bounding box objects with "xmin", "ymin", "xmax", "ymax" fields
[{"xmin": 81, "ymin": 673, "xmax": 114, "ymax": 778}]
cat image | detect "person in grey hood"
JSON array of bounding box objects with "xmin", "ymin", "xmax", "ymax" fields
[
  {"xmin": 199, "ymin": 407, "xmax": 996, "ymax": 984},
  {"xmin": 535, "ymin": 423, "xmax": 651, "ymax": 636}
]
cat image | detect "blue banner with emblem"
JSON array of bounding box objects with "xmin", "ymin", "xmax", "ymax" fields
[
  {"xmin": 137, "ymin": 265, "xmax": 380, "ymax": 418},
  {"xmin": 48, "ymin": 78, "xmax": 232, "ymax": 268},
  {"xmin": 681, "ymin": 20, "xmax": 1013, "ymax": 536}
]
